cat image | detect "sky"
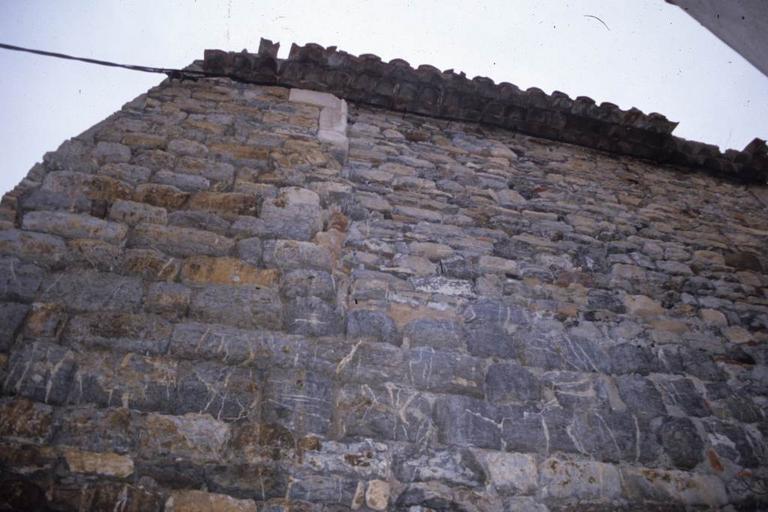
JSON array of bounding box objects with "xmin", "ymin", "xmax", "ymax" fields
[{"xmin": 0, "ymin": 0, "xmax": 766, "ymax": 195}]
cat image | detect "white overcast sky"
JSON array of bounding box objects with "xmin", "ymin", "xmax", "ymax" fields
[{"xmin": 1, "ymin": 0, "xmax": 766, "ymax": 194}]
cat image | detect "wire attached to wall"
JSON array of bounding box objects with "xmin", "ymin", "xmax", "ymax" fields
[{"xmin": 0, "ymin": 42, "xmax": 233, "ymax": 82}]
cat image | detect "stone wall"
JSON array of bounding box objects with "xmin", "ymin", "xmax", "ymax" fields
[{"xmin": 0, "ymin": 71, "xmax": 766, "ymax": 511}]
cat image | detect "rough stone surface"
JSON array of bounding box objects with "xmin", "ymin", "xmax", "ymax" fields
[{"xmin": 0, "ymin": 48, "xmax": 766, "ymax": 511}]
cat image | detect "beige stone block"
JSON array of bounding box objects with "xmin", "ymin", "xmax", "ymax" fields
[
  {"xmin": 365, "ymin": 479, "xmax": 390, "ymax": 511},
  {"xmin": 181, "ymin": 256, "xmax": 279, "ymax": 287},
  {"xmin": 165, "ymin": 490, "xmax": 257, "ymax": 512},
  {"xmin": 700, "ymin": 308, "xmax": 728, "ymax": 326},
  {"xmin": 623, "ymin": 294, "xmax": 664, "ymax": 318},
  {"xmin": 63, "ymin": 448, "xmax": 134, "ymax": 478},
  {"xmin": 721, "ymin": 325, "xmax": 752, "ymax": 344}
]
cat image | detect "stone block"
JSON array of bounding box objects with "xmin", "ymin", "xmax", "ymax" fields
[
  {"xmin": 263, "ymin": 240, "xmax": 332, "ymax": 271},
  {"xmin": 280, "ymin": 269, "xmax": 335, "ymax": 300},
  {"xmin": 0, "ymin": 257, "xmax": 44, "ymax": 303},
  {"xmin": 539, "ymin": 457, "xmax": 622, "ymax": 500},
  {"xmin": 463, "ymin": 299, "xmax": 526, "ymax": 358},
  {"xmin": 70, "ymin": 352, "xmax": 178, "ymax": 412},
  {"xmin": 63, "ymin": 312, "xmax": 173, "ymax": 354},
  {"xmin": 486, "ymin": 362, "xmax": 541, "ymax": 404},
  {"xmin": 54, "ymin": 406, "xmax": 137, "ymax": 454},
  {"xmin": 346, "ymin": 309, "xmax": 399, "ymax": 345},
  {"xmin": 168, "ymin": 138, "xmax": 209, "ymax": 157},
  {"xmin": 656, "ymin": 417, "xmax": 704, "ymax": 470},
  {"xmin": 188, "ymin": 192, "xmax": 260, "ymax": 216},
  {"xmin": 285, "ymin": 296, "xmax": 344, "ymax": 336},
  {"xmin": 402, "ymin": 318, "xmax": 465, "ymax": 352},
  {"xmin": 0, "ymin": 397, "xmax": 54, "ymax": 443},
  {"xmin": 0, "ymin": 229, "xmax": 67, "ymax": 268},
  {"xmin": 165, "ymin": 490, "xmax": 257, "ymax": 512},
  {"xmin": 109, "ymin": 199, "xmax": 168, "ymax": 225},
  {"xmin": 129, "ymin": 223, "xmax": 234, "ymax": 257},
  {"xmin": 176, "ymin": 360, "xmax": 261, "ymax": 421},
  {"xmin": 145, "ymin": 282, "xmax": 191, "ymax": 316},
  {"xmin": 181, "ymin": 256, "xmax": 279, "ymax": 287},
  {"xmin": 22, "ymin": 211, "xmax": 127, "ymax": 243},
  {"xmin": 435, "ymin": 394, "xmax": 501, "ymax": 450},
  {"xmin": 621, "ymin": 467, "xmax": 728, "ymax": 508},
  {"xmin": 63, "ymin": 448, "xmax": 134, "ymax": 478},
  {"xmin": 119, "ymin": 248, "xmax": 181, "ymax": 281},
  {"xmin": 137, "ymin": 412, "xmax": 230, "ymax": 462},
  {"xmin": 261, "ymin": 368, "xmax": 334, "ymax": 436},
  {"xmin": 407, "ymin": 347, "xmax": 485, "ymax": 397},
  {"xmin": 234, "ymin": 188, "xmax": 322, "ymax": 241},
  {"xmin": 477, "ymin": 450, "xmax": 538, "ymax": 495},
  {"xmin": 40, "ymin": 270, "xmax": 143, "ymax": 312},
  {"xmin": 153, "ymin": 169, "xmax": 211, "ymax": 192},
  {"xmin": 133, "ymin": 183, "xmax": 190, "ymax": 209},
  {"xmin": 189, "ymin": 284, "xmax": 283, "ymax": 330},
  {"xmin": 93, "ymin": 141, "xmax": 131, "ymax": 163},
  {"xmin": 394, "ymin": 446, "xmax": 486, "ymax": 487},
  {"xmin": 336, "ymin": 383, "xmax": 435, "ymax": 443},
  {"xmin": 3, "ymin": 342, "xmax": 76, "ymax": 404}
]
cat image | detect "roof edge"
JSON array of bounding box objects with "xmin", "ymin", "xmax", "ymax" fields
[{"xmin": 201, "ymin": 39, "xmax": 767, "ymax": 185}]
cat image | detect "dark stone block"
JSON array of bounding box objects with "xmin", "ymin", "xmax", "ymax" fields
[
  {"xmin": 615, "ymin": 375, "xmax": 667, "ymax": 419},
  {"xmin": 346, "ymin": 308, "xmax": 399, "ymax": 345},
  {"xmin": 3, "ymin": 342, "xmax": 76, "ymax": 405},
  {"xmin": 175, "ymin": 361, "xmax": 262, "ymax": 421},
  {"xmin": 190, "ymin": 285, "xmax": 283, "ymax": 330},
  {"xmin": 656, "ymin": 378, "xmax": 710, "ymax": 417},
  {"xmin": 402, "ymin": 318, "xmax": 465, "ymax": 352},
  {"xmin": 281, "ymin": 270, "xmax": 336, "ymax": 301},
  {"xmin": 285, "ymin": 296, "xmax": 344, "ymax": 337},
  {"xmin": 435, "ymin": 394, "xmax": 501, "ymax": 450},
  {"xmin": 608, "ymin": 344, "xmax": 656, "ymax": 375},
  {"xmin": 0, "ymin": 302, "xmax": 29, "ymax": 351},
  {"xmin": 262, "ymin": 368, "xmax": 333, "ymax": 436},
  {"xmin": 486, "ymin": 362, "xmax": 541, "ymax": 404},
  {"xmin": 336, "ymin": 383, "xmax": 434, "ymax": 443},
  {"xmin": 407, "ymin": 347, "xmax": 484, "ymax": 398},
  {"xmin": 0, "ymin": 257, "xmax": 44, "ymax": 303},
  {"xmin": 463, "ymin": 299, "xmax": 526, "ymax": 358},
  {"xmin": 656, "ymin": 417, "xmax": 703, "ymax": 470}
]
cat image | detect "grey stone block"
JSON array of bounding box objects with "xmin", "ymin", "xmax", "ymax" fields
[{"xmin": 189, "ymin": 285, "xmax": 283, "ymax": 330}]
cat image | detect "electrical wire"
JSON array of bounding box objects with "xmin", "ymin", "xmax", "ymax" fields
[{"xmin": 0, "ymin": 42, "xmax": 227, "ymax": 81}]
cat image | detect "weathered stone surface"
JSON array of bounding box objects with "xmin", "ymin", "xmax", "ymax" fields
[
  {"xmin": 478, "ymin": 450, "xmax": 538, "ymax": 495},
  {"xmin": 346, "ymin": 309, "xmax": 399, "ymax": 345},
  {"xmin": 3, "ymin": 342, "xmax": 76, "ymax": 404},
  {"xmin": 190, "ymin": 285, "xmax": 283, "ymax": 330},
  {"xmin": 63, "ymin": 448, "xmax": 134, "ymax": 477},
  {"xmin": 0, "ymin": 398, "xmax": 54, "ymax": 442},
  {"xmin": 402, "ymin": 318, "xmax": 465, "ymax": 351},
  {"xmin": 181, "ymin": 256, "xmax": 279, "ymax": 287},
  {"xmin": 539, "ymin": 457, "xmax": 622, "ymax": 500},
  {"xmin": 233, "ymin": 187, "xmax": 322, "ymax": 241},
  {"xmin": 486, "ymin": 361, "xmax": 541, "ymax": 404},
  {"xmin": 40, "ymin": 270, "xmax": 143, "ymax": 312},
  {"xmin": 109, "ymin": 199, "xmax": 168, "ymax": 225},
  {"xmin": 64, "ymin": 312, "xmax": 173, "ymax": 354},
  {"xmin": 166, "ymin": 490, "xmax": 257, "ymax": 512},
  {"xmin": 22, "ymin": 211, "xmax": 127, "ymax": 243},
  {"xmin": 130, "ymin": 223, "xmax": 234, "ymax": 257},
  {"xmin": 263, "ymin": 239, "xmax": 332, "ymax": 271},
  {"xmin": 0, "ymin": 302, "xmax": 28, "ymax": 350},
  {"xmin": 0, "ymin": 257, "xmax": 43, "ymax": 303},
  {"xmin": 657, "ymin": 417, "xmax": 704, "ymax": 470},
  {"xmin": 0, "ymin": 229, "xmax": 67, "ymax": 267}
]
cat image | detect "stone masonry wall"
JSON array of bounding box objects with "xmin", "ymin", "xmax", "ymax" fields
[{"xmin": 0, "ymin": 72, "xmax": 767, "ymax": 511}]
